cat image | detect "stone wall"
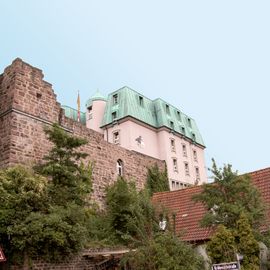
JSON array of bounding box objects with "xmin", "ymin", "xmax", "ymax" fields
[{"xmin": 0, "ymin": 58, "xmax": 165, "ymax": 206}]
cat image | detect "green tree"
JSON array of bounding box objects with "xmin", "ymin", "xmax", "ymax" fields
[
  {"xmin": 0, "ymin": 166, "xmax": 48, "ymax": 265},
  {"xmin": 122, "ymin": 232, "xmax": 205, "ymax": 270},
  {"xmin": 105, "ymin": 177, "xmax": 158, "ymax": 245},
  {"xmin": 234, "ymin": 212, "xmax": 260, "ymax": 270},
  {"xmin": 0, "ymin": 124, "xmax": 93, "ymax": 266},
  {"xmin": 36, "ymin": 124, "xmax": 92, "ymax": 206},
  {"xmin": 146, "ymin": 163, "xmax": 169, "ymax": 195},
  {"xmin": 206, "ymin": 225, "xmax": 236, "ymax": 264},
  {"xmin": 193, "ymin": 159, "xmax": 265, "ymax": 229}
]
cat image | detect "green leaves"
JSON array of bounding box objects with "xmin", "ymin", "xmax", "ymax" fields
[
  {"xmin": 0, "ymin": 124, "xmax": 93, "ymax": 264},
  {"xmin": 146, "ymin": 164, "xmax": 169, "ymax": 195},
  {"xmin": 193, "ymin": 159, "xmax": 265, "ymax": 229}
]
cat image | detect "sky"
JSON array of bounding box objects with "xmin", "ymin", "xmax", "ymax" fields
[{"xmin": 1, "ymin": 0, "xmax": 269, "ymax": 175}]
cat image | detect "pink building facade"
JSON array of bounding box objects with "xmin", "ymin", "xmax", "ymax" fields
[{"xmin": 80, "ymin": 87, "xmax": 207, "ymax": 189}]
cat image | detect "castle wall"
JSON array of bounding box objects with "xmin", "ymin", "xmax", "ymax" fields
[{"xmin": 0, "ymin": 59, "xmax": 165, "ymax": 206}]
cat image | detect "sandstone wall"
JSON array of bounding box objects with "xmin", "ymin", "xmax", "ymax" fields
[{"xmin": 0, "ymin": 58, "xmax": 165, "ymax": 206}]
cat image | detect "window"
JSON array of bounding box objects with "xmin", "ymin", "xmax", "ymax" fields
[
  {"xmin": 193, "ymin": 150, "xmax": 198, "ymax": 161},
  {"xmin": 170, "ymin": 121, "xmax": 174, "ymax": 129},
  {"xmin": 173, "ymin": 158, "xmax": 178, "ymax": 172},
  {"xmin": 170, "ymin": 139, "xmax": 176, "ymax": 152},
  {"xmin": 139, "ymin": 96, "xmax": 144, "ymax": 106},
  {"xmin": 182, "ymin": 144, "xmax": 187, "ymax": 157},
  {"xmin": 192, "ymin": 133, "xmax": 196, "ymax": 142},
  {"xmin": 113, "ymin": 131, "xmax": 120, "ymax": 145},
  {"xmin": 184, "ymin": 162, "xmax": 190, "ymax": 176},
  {"xmin": 88, "ymin": 106, "xmax": 93, "ymax": 120},
  {"xmin": 187, "ymin": 118, "xmax": 192, "ymax": 128},
  {"xmin": 116, "ymin": 159, "xmax": 123, "ymax": 176},
  {"xmin": 112, "ymin": 111, "xmax": 117, "ymax": 121},
  {"xmin": 176, "ymin": 181, "xmax": 180, "ymax": 189},
  {"xmin": 113, "ymin": 94, "xmax": 118, "ymax": 105},
  {"xmin": 166, "ymin": 104, "xmax": 170, "ymax": 115},
  {"xmin": 171, "ymin": 180, "xmax": 175, "ymax": 190},
  {"xmin": 195, "ymin": 167, "xmax": 200, "ymax": 184},
  {"xmin": 176, "ymin": 111, "xmax": 181, "ymax": 121},
  {"xmin": 181, "ymin": 127, "xmax": 186, "ymax": 135}
]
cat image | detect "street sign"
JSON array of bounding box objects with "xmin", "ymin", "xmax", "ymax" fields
[
  {"xmin": 0, "ymin": 247, "xmax": 6, "ymax": 262},
  {"xmin": 212, "ymin": 262, "xmax": 239, "ymax": 270}
]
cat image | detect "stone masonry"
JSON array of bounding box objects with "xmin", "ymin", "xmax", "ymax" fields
[{"xmin": 0, "ymin": 58, "xmax": 165, "ymax": 206}]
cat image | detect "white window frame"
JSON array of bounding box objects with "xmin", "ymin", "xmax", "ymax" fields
[
  {"xmin": 170, "ymin": 138, "xmax": 176, "ymax": 152},
  {"xmin": 193, "ymin": 149, "xmax": 198, "ymax": 162},
  {"xmin": 172, "ymin": 158, "xmax": 178, "ymax": 172},
  {"xmin": 195, "ymin": 167, "xmax": 200, "ymax": 182},
  {"xmin": 113, "ymin": 130, "xmax": 120, "ymax": 145},
  {"xmin": 116, "ymin": 159, "xmax": 123, "ymax": 176},
  {"xmin": 182, "ymin": 144, "xmax": 187, "ymax": 157},
  {"xmin": 184, "ymin": 162, "xmax": 190, "ymax": 176}
]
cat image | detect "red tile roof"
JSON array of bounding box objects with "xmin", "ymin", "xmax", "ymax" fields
[{"xmin": 152, "ymin": 167, "xmax": 270, "ymax": 242}]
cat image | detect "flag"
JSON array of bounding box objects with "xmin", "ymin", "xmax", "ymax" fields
[{"xmin": 77, "ymin": 91, "xmax": 81, "ymax": 122}]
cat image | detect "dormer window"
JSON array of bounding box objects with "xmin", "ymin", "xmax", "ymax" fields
[
  {"xmin": 176, "ymin": 111, "xmax": 181, "ymax": 121},
  {"xmin": 170, "ymin": 121, "xmax": 174, "ymax": 129},
  {"xmin": 187, "ymin": 118, "xmax": 192, "ymax": 128},
  {"xmin": 192, "ymin": 133, "xmax": 196, "ymax": 141},
  {"xmin": 112, "ymin": 111, "xmax": 117, "ymax": 121},
  {"xmin": 139, "ymin": 96, "xmax": 144, "ymax": 106},
  {"xmin": 113, "ymin": 94, "xmax": 118, "ymax": 105},
  {"xmin": 181, "ymin": 127, "xmax": 186, "ymax": 135},
  {"xmin": 166, "ymin": 104, "xmax": 170, "ymax": 115}
]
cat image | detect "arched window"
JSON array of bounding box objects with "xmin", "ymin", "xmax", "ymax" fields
[{"xmin": 116, "ymin": 159, "xmax": 123, "ymax": 176}]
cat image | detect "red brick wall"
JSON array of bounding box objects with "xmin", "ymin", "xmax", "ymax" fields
[{"xmin": 0, "ymin": 59, "xmax": 165, "ymax": 206}]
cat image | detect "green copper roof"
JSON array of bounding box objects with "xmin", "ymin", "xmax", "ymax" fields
[
  {"xmin": 61, "ymin": 105, "xmax": 86, "ymax": 124},
  {"xmin": 101, "ymin": 86, "xmax": 205, "ymax": 146},
  {"xmin": 86, "ymin": 90, "xmax": 107, "ymax": 108}
]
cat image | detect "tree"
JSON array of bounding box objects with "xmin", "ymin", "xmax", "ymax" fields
[
  {"xmin": 36, "ymin": 123, "xmax": 92, "ymax": 207},
  {"xmin": 0, "ymin": 124, "xmax": 93, "ymax": 266},
  {"xmin": 234, "ymin": 212, "xmax": 260, "ymax": 270},
  {"xmin": 105, "ymin": 177, "xmax": 158, "ymax": 245},
  {"xmin": 206, "ymin": 225, "xmax": 236, "ymax": 264},
  {"xmin": 0, "ymin": 166, "xmax": 48, "ymax": 265},
  {"xmin": 146, "ymin": 163, "xmax": 169, "ymax": 195},
  {"xmin": 193, "ymin": 159, "xmax": 265, "ymax": 230},
  {"xmin": 121, "ymin": 232, "xmax": 205, "ymax": 270}
]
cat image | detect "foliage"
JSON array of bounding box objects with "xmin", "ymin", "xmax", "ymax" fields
[
  {"xmin": 234, "ymin": 212, "xmax": 260, "ymax": 270},
  {"xmin": 105, "ymin": 177, "xmax": 158, "ymax": 245},
  {"xmin": 121, "ymin": 232, "xmax": 205, "ymax": 270},
  {"xmin": 207, "ymin": 213, "xmax": 260, "ymax": 269},
  {"xmin": 0, "ymin": 166, "xmax": 48, "ymax": 263},
  {"xmin": 0, "ymin": 124, "xmax": 93, "ymax": 265},
  {"xmin": 206, "ymin": 225, "xmax": 236, "ymax": 264},
  {"xmin": 146, "ymin": 163, "xmax": 169, "ymax": 195},
  {"xmin": 36, "ymin": 124, "xmax": 92, "ymax": 206},
  {"xmin": 193, "ymin": 159, "xmax": 265, "ymax": 229}
]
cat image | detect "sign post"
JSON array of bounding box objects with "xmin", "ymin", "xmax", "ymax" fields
[
  {"xmin": 0, "ymin": 247, "xmax": 6, "ymax": 262},
  {"xmin": 212, "ymin": 262, "xmax": 240, "ymax": 270}
]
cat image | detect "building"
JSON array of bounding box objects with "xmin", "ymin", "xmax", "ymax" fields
[
  {"xmin": 0, "ymin": 58, "xmax": 165, "ymax": 206},
  {"xmin": 63, "ymin": 86, "xmax": 208, "ymax": 190}
]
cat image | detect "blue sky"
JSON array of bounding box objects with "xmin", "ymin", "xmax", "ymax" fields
[{"xmin": 1, "ymin": 0, "xmax": 269, "ymax": 174}]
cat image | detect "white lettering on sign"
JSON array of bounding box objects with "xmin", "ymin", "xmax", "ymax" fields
[{"xmin": 212, "ymin": 262, "xmax": 239, "ymax": 270}]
